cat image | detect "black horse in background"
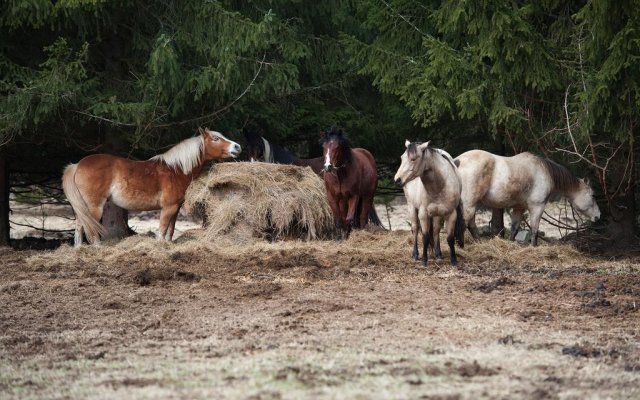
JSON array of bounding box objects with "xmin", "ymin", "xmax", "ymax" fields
[{"xmin": 243, "ymin": 128, "xmax": 383, "ymax": 228}]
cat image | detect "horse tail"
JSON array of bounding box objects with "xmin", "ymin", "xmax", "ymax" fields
[
  {"xmin": 62, "ymin": 164, "xmax": 106, "ymax": 243},
  {"xmin": 454, "ymin": 203, "xmax": 465, "ymax": 249}
]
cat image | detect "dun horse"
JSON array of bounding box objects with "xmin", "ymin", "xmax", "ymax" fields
[
  {"xmin": 321, "ymin": 128, "xmax": 378, "ymax": 239},
  {"xmin": 402, "ymin": 148, "xmax": 459, "ymax": 261},
  {"xmin": 454, "ymin": 150, "xmax": 600, "ymax": 246},
  {"xmin": 63, "ymin": 127, "xmax": 241, "ymax": 246},
  {"xmin": 394, "ymin": 141, "xmax": 464, "ymax": 267}
]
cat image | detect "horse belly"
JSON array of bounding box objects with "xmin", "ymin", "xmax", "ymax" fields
[{"xmin": 110, "ymin": 182, "xmax": 161, "ymax": 211}]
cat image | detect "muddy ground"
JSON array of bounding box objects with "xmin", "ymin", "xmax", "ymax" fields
[{"xmin": 1, "ymin": 230, "xmax": 639, "ymax": 399}]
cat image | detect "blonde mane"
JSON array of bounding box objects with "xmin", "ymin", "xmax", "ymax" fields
[{"xmin": 150, "ymin": 136, "xmax": 204, "ymax": 174}]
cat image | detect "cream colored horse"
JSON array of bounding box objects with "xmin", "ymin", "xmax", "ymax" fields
[
  {"xmin": 454, "ymin": 150, "xmax": 600, "ymax": 246},
  {"xmin": 402, "ymin": 148, "xmax": 458, "ymax": 260},
  {"xmin": 394, "ymin": 141, "xmax": 464, "ymax": 267}
]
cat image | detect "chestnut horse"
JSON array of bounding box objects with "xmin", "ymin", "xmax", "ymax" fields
[
  {"xmin": 454, "ymin": 150, "xmax": 600, "ymax": 246},
  {"xmin": 321, "ymin": 127, "xmax": 378, "ymax": 239},
  {"xmin": 62, "ymin": 127, "xmax": 241, "ymax": 246},
  {"xmin": 394, "ymin": 141, "xmax": 464, "ymax": 267}
]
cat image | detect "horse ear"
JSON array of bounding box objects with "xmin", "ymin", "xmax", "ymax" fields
[
  {"xmin": 417, "ymin": 141, "xmax": 430, "ymax": 151},
  {"xmin": 405, "ymin": 140, "xmax": 411, "ymax": 148},
  {"xmin": 197, "ymin": 127, "xmax": 206, "ymax": 137},
  {"xmin": 583, "ymin": 177, "xmax": 590, "ymax": 185}
]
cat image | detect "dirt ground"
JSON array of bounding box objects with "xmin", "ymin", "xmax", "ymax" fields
[{"xmin": 1, "ymin": 227, "xmax": 638, "ymax": 399}]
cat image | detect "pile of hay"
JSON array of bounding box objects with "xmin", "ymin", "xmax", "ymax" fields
[{"xmin": 184, "ymin": 162, "xmax": 333, "ymax": 241}]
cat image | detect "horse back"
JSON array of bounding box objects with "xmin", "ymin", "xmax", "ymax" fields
[
  {"xmin": 352, "ymin": 148, "xmax": 378, "ymax": 193},
  {"xmin": 75, "ymin": 154, "xmax": 177, "ymax": 211}
]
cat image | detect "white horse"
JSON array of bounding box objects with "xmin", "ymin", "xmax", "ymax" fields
[
  {"xmin": 395, "ymin": 141, "xmax": 464, "ymax": 267},
  {"xmin": 454, "ymin": 150, "xmax": 600, "ymax": 246}
]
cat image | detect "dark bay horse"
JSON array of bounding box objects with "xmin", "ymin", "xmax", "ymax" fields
[
  {"xmin": 454, "ymin": 150, "xmax": 600, "ymax": 246},
  {"xmin": 394, "ymin": 141, "xmax": 464, "ymax": 267},
  {"xmin": 243, "ymin": 128, "xmax": 324, "ymax": 174},
  {"xmin": 321, "ymin": 128, "xmax": 378, "ymax": 239},
  {"xmin": 63, "ymin": 127, "xmax": 241, "ymax": 246},
  {"xmin": 244, "ymin": 128, "xmax": 383, "ymax": 226}
]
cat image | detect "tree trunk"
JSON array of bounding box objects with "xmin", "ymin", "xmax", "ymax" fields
[
  {"xmin": 0, "ymin": 150, "xmax": 9, "ymax": 246},
  {"xmin": 101, "ymin": 200, "xmax": 133, "ymax": 240}
]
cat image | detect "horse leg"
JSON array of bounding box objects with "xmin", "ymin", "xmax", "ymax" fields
[
  {"xmin": 158, "ymin": 205, "xmax": 180, "ymax": 241},
  {"xmin": 528, "ymin": 205, "xmax": 545, "ymax": 247},
  {"xmin": 344, "ymin": 197, "xmax": 358, "ymax": 238},
  {"xmin": 509, "ymin": 208, "xmax": 525, "ymax": 241},
  {"xmin": 432, "ymin": 216, "xmax": 443, "ymax": 260},
  {"xmin": 165, "ymin": 206, "xmax": 181, "ymax": 240},
  {"xmin": 327, "ymin": 196, "xmax": 342, "ymax": 240},
  {"xmin": 408, "ymin": 206, "xmax": 419, "ymax": 260},
  {"xmin": 464, "ymin": 205, "xmax": 480, "ymax": 240},
  {"xmin": 74, "ymin": 221, "xmax": 84, "ymax": 247},
  {"xmin": 418, "ymin": 208, "xmax": 430, "ymax": 267},
  {"xmin": 86, "ymin": 204, "xmax": 105, "ymax": 245},
  {"xmin": 359, "ymin": 196, "xmax": 374, "ymax": 228},
  {"xmin": 445, "ymin": 211, "xmax": 459, "ymax": 266}
]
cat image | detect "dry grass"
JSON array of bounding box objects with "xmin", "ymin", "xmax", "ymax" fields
[
  {"xmin": 3, "ymin": 229, "xmax": 640, "ymax": 400},
  {"xmin": 184, "ymin": 162, "xmax": 333, "ymax": 241}
]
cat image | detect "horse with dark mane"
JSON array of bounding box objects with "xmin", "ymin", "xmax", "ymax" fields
[
  {"xmin": 63, "ymin": 127, "xmax": 241, "ymax": 246},
  {"xmin": 321, "ymin": 127, "xmax": 378, "ymax": 239},
  {"xmin": 454, "ymin": 150, "xmax": 600, "ymax": 246},
  {"xmin": 244, "ymin": 128, "xmax": 383, "ymax": 227},
  {"xmin": 243, "ymin": 128, "xmax": 324, "ymax": 174},
  {"xmin": 394, "ymin": 140, "xmax": 464, "ymax": 267}
]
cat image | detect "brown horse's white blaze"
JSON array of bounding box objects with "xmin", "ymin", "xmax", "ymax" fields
[
  {"xmin": 62, "ymin": 127, "xmax": 241, "ymax": 247},
  {"xmin": 454, "ymin": 150, "xmax": 600, "ymax": 246},
  {"xmin": 394, "ymin": 140, "xmax": 464, "ymax": 267}
]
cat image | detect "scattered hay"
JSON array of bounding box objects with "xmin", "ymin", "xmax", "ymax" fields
[
  {"xmin": 184, "ymin": 162, "xmax": 333, "ymax": 241},
  {"xmin": 461, "ymin": 237, "xmax": 593, "ymax": 268}
]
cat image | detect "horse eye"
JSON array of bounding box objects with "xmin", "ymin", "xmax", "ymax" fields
[{"xmin": 212, "ymin": 136, "xmax": 219, "ymax": 141}]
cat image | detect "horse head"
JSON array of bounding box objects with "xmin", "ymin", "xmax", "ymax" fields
[
  {"xmin": 394, "ymin": 140, "xmax": 431, "ymax": 186},
  {"xmin": 199, "ymin": 127, "xmax": 241, "ymax": 160},
  {"xmin": 243, "ymin": 128, "xmax": 265, "ymax": 162},
  {"xmin": 320, "ymin": 127, "xmax": 351, "ymax": 172},
  {"xmin": 570, "ymin": 178, "xmax": 601, "ymax": 222}
]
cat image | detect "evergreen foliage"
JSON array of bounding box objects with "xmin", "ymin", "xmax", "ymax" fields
[{"xmin": 0, "ymin": 0, "xmax": 638, "ymax": 236}]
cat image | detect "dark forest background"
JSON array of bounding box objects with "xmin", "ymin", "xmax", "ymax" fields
[{"xmin": 1, "ymin": 0, "xmax": 638, "ymax": 245}]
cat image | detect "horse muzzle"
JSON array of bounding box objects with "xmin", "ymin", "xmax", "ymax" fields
[
  {"xmin": 229, "ymin": 144, "xmax": 242, "ymax": 158},
  {"xmin": 394, "ymin": 178, "xmax": 404, "ymax": 187},
  {"xmin": 324, "ymin": 165, "xmax": 333, "ymax": 172}
]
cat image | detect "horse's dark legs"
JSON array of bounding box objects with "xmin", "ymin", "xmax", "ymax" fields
[
  {"xmin": 359, "ymin": 195, "xmax": 374, "ymax": 228},
  {"xmin": 463, "ymin": 206, "xmax": 480, "ymax": 240},
  {"xmin": 446, "ymin": 211, "xmax": 459, "ymax": 266},
  {"xmin": 409, "ymin": 206, "xmax": 419, "ymax": 260},
  {"xmin": 432, "ymin": 216, "xmax": 443, "ymax": 259},
  {"xmin": 528, "ymin": 206, "xmax": 545, "ymax": 247},
  {"xmin": 509, "ymin": 209, "xmax": 525, "ymax": 241},
  {"xmin": 421, "ymin": 227, "xmax": 430, "ymax": 267}
]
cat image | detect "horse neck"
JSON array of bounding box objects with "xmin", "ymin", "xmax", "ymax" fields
[{"xmin": 419, "ymin": 151, "xmax": 446, "ymax": 192}]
